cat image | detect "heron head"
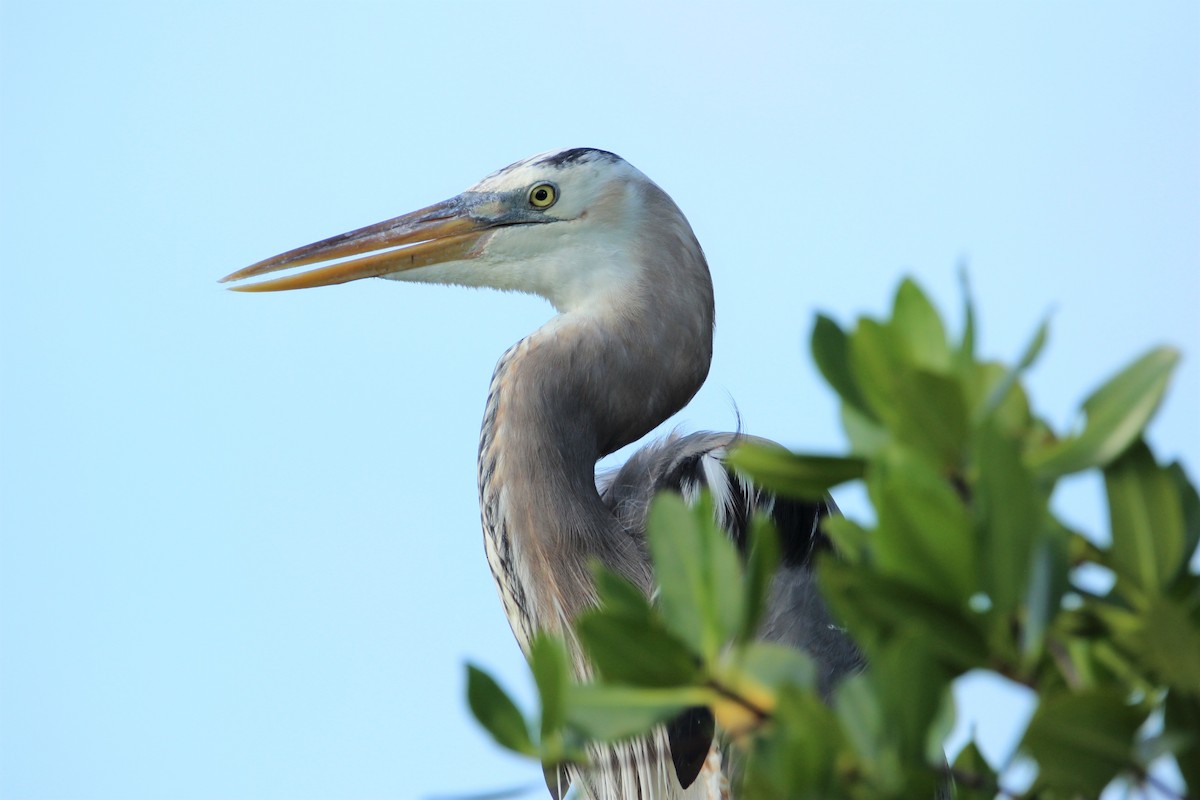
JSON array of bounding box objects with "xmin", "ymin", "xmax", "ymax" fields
[{"xmin": 220, "ymin": 148, "xmax": 700, "ymax": 314}]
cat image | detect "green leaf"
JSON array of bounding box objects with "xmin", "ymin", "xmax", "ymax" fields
[
  {"xmin": 840, "ymin": 403, "xmax": 890, "ymax": 456},
  {"xmin": 647, "ymin": 493, "xmax": 707, "ymax": 654},
  {"xmin": 732, "ymin": 641, "xmax": 816, "ymax": 692},
  {"xmin": 1021, "ymin": 688, "xmax": 1146, "ymax": 796},
  {"xmin": 576, "ymin": 609, "xmax": 700, "ymax": 687},
  {"xmin": 871, "ymin": 451, "xmax": 975, "ymax": 605},
  {"xmin": 892, "ymin": 277, "xmax": 951, "ymax": 372},
  {"xmin": 872, "ymin": 635, "xmax": 954, "ymax": 763},
  {"xmin": 646, "ymin": 493, "xmax": 744, "ymax": 660},
  {"xmin": 740, "ymin": 513, "xmax": 781, "ymax": 643},
  {"xmin": 974, "ymin": 421, "xmax": 1047, "ymax": 613},
  {"xmin": 530, "ymin": 635, "xmax": 569, "ymax": 740},
  {"xmin": 1021, "ymin": 530, "xmax": 1069, "ymax": 664},
  {"xmin": 743, "ymin": 685, "xmax": 845, "ymax": 797},
  {"xmin": 1029, "ymin": 346, "xmax": 1180, "ymax": 478},
  {"xmin": 466, "ymin": 664, "xmax": 537, "ymax": 756},
  {"xmin": 955, "ymin": 265, "xmax": 977, "ymax": 370},
  {"xmin": 1131, "ymin": 590, "xmax": 1200, "ymax": 694},
  {"xmin": 951, "ymin": 739, "xmax": 999, "ymax": 800},
  {"xmin": 1105, "ymin": 440, "xmax": 1186, "ymax": 596},
  {"xmin": 974, "ymin": 313, "xmax": 1050, "ymax": 424},
  {"xmin": 591, "ymin": 564, "xmax": 655, "ymax": 619},
  {"xmin": 822, "ymin": 514, "xmax": 871, "ymax": 565},
  {"xmin": 1164, "ymin": 689, "xmax": 1200, "ymax": 790},
  {"xmin": 565, "ymin": 685, "xmax": 709, "ymax": 742},
  {"xmin": 727, "ymin": 443, "xmax": 865, "ymax": 499},
  {"xmin": 820, "ymin": 561, "xmax": 989, "ymax": 670},
  {"xmin": 1172, "ymin": 462, "xmax": 1200, "ymax": 579},
  {"xmin": 812, "ymin": 313, "xmax": 872, "ymax": 417}
]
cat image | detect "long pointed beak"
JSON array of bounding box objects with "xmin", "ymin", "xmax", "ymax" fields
[{"xmin": 219, "ymin": 194, "xmax": 499, "ymax": 292}]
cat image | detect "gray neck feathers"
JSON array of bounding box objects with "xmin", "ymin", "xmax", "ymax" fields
[{"xmin": 478, "ymin": 206, "xmax": 715, "ymax": 647}]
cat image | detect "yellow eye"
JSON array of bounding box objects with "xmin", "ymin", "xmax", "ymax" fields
[{"xmin": 528, "ymin": 183, "xmax": 557, "ymax": 209}]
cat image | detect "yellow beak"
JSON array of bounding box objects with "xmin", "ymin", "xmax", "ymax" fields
[{"xmin": 219, "ymin": 194, "xmax": 499, "ymax": 292}]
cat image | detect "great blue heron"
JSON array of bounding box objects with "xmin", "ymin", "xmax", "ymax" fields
[{"xmin": 222, "ymin": 148, "xmax": 861, "ymax": 799}]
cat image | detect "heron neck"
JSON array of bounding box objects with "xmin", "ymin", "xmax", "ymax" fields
[{"xmin": 477, "ymin": 301, "xmax": 712, "ymax": 647}]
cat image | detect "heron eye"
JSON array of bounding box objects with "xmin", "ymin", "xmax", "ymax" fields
[{"xmin": 528, "ymin": 183, "xmax": 557, "ymax": 209}]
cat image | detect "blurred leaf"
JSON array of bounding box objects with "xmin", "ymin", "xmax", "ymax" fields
[
  {"xmin": 873, "ymin": 636, "xmax": 954, "ymax": 763},
  {"xmin": 812, "ymin": 313, "xmax": 872, "ymax": 417},
  {"xmin": 835, "ymin": 672, "xmax": 884, "ymax": 764},
  {"xmin": 742, "ymin": 685, "xmax": 845, "ymax": 798},
  {"xmin": 951, "ymin": 739, "xmax": 998, "ymax": 800},
  {"xmin": 872, "ymin": 451, "xmax": 975, "ymax": 606},
  {"xmin": 530, "ymin": 635, "xmax": 568, "ymax": 740},
  {"xmin": 576, "ymin": 609, "xmax": 699, "ymax": 687},
  {"xmin": 892, "ymin": 277, "xmax": 952, "ymax": 372},
  {"xmin": 841, "ymin": 403, "xmax": 890, "ymax": 456},
  {"xmin": 1164, "ymin": 689, "xmax": 1200, "ymax": 790},
  {"xmin": 728, "ymin": 642, "xmax": 815, "ymax": 698},
  {"xmin": 646, "ymin": 494, "xmax": 743, "ymax": 660},
  {"xmin": 1131, "ymin": 589, "xmax": 1200, "ymax": 694},
  {"xmin": 1172, "ymin": 462, "xmax": 1200, "ymax": 579},
  {"xmin": 727, "ymin": 443, "xmax": 865, "ymax": 499},
  {"xmin": 955, "ymin": 265, "xmax": 977, "ymax": 369},
  {"xmin": 591, "ymin": 564, "xmax": 655, "ymax": 619},
  {"xmin": 974, "ymin": 421, "xmax": 1046, "ymax": 613},
  {"xmin": 1029, "ymin": 346, "xmax": 1180, "ymax": 478},
  {"xmin": 974, "ymin": 313, "xmax": 1050, "ymax": 424},
  {"xmin": 740, "ymin": 514, "xmax": 781, "ymax": 643},
  {"xmin": 647, "ymin": 493, "xmax": 706, "ymax": 654},
  {"xmin": 466, "ymin": 664, "xmax": 537, "ymax": 757},
  {"xmin": 820, "ymin": 561, "xmax": 989, "ymax": 670},
  {"xmin": 1021, "ymin": 688, "xmax": 1145, "ymax": 796},
  {"xmin": 1021, "ymin": 530, "xmax": 1069, "ymax": 665},
  {"xmin": 896, "ymin": 370, "xmax": 969, "ymax": 466},
  {"xmin": 964, "ymin": 361, "xmax": 1035, "ymax": 439},
  {"xmin": 822, "ymin": 514, "xmax": 871, "ymax": 565},
  {"xmin": 1104, "ymin": 440, "xmax": 1186, "ymax": 596},
  {"xmin": 565, "ymin": 685, "xmax": 709, "ymax": 742}
]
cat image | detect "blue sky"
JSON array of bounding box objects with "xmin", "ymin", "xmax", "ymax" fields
[{"xmin": 1, "ymin": 2, "xmax": 1197, "ymax": 798}]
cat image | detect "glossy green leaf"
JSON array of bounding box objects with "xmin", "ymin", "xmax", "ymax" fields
[
  {"xmin": 466, "ymin": 664, "xmax": 537, "ymax": 756},
  {"xmin": 530, "ymin": 635, "xmax": 569, "ymax": 739},
  {"xmin": 872, "ymin": 452, "xmax": 975, "ymax": 605},
  {"xmin": 892, "ymin": 277, "xmax": 951, "ymax": 372},
  {"xmin": 1105, "ymin": 440, "xmax": 1186, "ymax": 595},
  {"xmin": 1029, "ymin": 346, "xmax": 1179, "ymax": 478},
  {"xmin": 576, "ymin": 609, "xmax": 699, "ymax": 687},
  {"xmin": 1021, "ymin": 688, "xmax": 1145, "ymax": 796},
  {"xmin": 812, "ymin": 313, "xmax": 872, "ymax": 417},
  {"xmin": 727, "ymin": 443, "xmax": 865, "ymax": 499},
  {"xmin": 974, "ymin": 421, "xmax": 1045, "ymax": 613},
  {"xmin": 565, "ymin": 685, "xmax": 709, "ymax": 742},
  {"xmin": 740, "ymin": 514, "xmax": 781, "ymax": 643}
]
